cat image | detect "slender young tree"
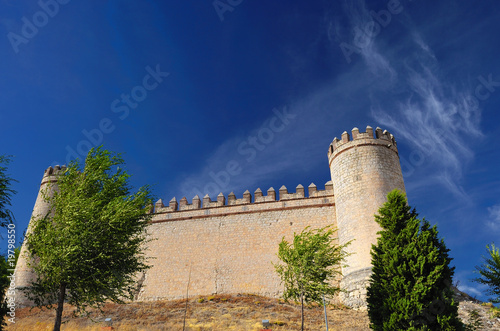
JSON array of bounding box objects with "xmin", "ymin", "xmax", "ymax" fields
[
  {"xmin": 367, "ymin": 189, "xmax": 464, "ymax": 330},
  {"xmin": 24, "ymin": 147, "xmax": 154, "ymax": 331},
  {"xmin": 274, "ymin": 225, "xmax": 350, "ymax": 331},
  {"xmin": 473, "ymin": 243, "xmax": 500, "ymax": 304},
  {"xmin": 0, "ymin": 155, "xmax": 17, "ymax": 228}
]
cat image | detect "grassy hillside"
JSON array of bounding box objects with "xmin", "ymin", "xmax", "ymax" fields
[
  {"xmin": 5, "ymin": 292, "xmax": 500, "ymax": 330},
  {"xmin": 5, "ymin": 294, "xmax": 368, "ymax": 330}
]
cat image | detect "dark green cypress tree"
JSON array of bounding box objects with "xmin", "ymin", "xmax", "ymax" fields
[{"xmin": 367, "ymin": 190, "xmax": 464, "ymax": 330}]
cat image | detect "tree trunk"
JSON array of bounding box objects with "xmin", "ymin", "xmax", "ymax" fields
[
  {"xmin": 53, "ymin": 282, "xmax": 66, "ymax": 331},
  {"xmin": 301, "ymin": 291, "xmax": 304, "ymax": 331}
]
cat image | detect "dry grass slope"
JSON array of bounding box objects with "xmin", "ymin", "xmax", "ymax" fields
[
  {"xmin": 5, "ymin": 294, "xmax": 368, "ymax": 331},
  {"xmin": 5, "ymin": 292, "xmax": 500, "ymax": 330}
]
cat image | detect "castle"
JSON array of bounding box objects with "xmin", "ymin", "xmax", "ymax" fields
[{"xmin": 15, "ymin": 125, "xmax": 406, "ymax": 308}]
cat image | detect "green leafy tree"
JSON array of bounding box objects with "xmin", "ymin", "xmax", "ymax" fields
[
  {"xmin": 473, "ymin": 243, "xmax": 500, "ymax": 304},
  {"xmin": 274, "ymin": 225, "xmax": 350, "ymax": 331},
  {"xmin": 367, "ymin": 190, "xmax": 464, "ymax": 330},
  {"xmin": 0, "ymin": 155, "xmax": 17, "ymax": 228},
  {"xmin": 24, "ymin": 147, "xmax": 154, "ymax": 331}
]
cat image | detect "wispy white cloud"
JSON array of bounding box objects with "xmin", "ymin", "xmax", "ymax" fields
[
  {"xmin": 174, "ymin": 0, "xmax": 485, "ymax": 203},
  {"xmin": 458, "ymin": 284, "xmax": 483, "ymax": 298},
  {"xmin": 374, "ymin": 43, "xmax": 482, "ymax": 199},
  {"xmin": 487, "ymin": 204, "xmax": 500, "ymax": 231},
  {"xmin": 333, "ymin": 0, "xmax": 483, "ymax": 200},
  {"xmin": 454, "ymin": 270, "xmax": 487, "ymax": 299}
]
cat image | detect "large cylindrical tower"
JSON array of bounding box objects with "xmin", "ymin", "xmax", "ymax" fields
[
  {"xmin": 328, "ymin": 126, "xmax": 405, "ymax": 308},
  {"xmin": 15, "ymin": 165, "xmax": 65, "ymax": 307}
]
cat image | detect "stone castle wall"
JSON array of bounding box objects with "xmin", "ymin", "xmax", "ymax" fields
[
  {"xmin": 15, "ymin": 126, "xmax": 406, "ymax": 308},
  {"xmin": 137, "ymin": 183, "xmax": 336, "ymax": 301}
]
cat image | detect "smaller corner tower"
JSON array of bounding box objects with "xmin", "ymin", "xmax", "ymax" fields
[
  {"xmin": 15, "ymin": 165, "xmax": 66, "ymax": 307},
  {"xmin": 328, "ymin": 126, "xmax": 406, "ymax": 308}
]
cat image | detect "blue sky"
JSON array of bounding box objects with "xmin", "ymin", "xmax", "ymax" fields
[{"xmin": 1, "ymin": 0, "xmax": 499, "ymax": 302}]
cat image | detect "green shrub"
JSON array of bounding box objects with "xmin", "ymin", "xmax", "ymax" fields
[{"xmin": 489, "ymin": 306, "xmax": 500, "ymax": 318}]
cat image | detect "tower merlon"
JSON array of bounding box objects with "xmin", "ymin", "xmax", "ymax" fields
[
  {"xmin": 217, "ymin": 192, "xmax": 225, "ymax": 206},
  {"xmin": 179, "ymin": 197, "xmax": 187, "ymax": 207},
  {"xmin": 192, "ymin": 195, "xmax": 201, "ymax": 209},
  {"xmin": 254, "ymin": 188, "xmax": 263, "ymax": 199},
  {"xmin": 279, "ymin": 185, "xmax": 288, "ymax": 195},
  {"xmin": 308, "ymin": 183, "xmax": 317, "ymax": 196},
  {"xmin": 169, "ymin": 197, "xmax": 178, "ymax": 210},
  {"xmin": 266, "ymin": 187, "xmax": 276, "ymax": 201},
  {"xmin": 351, "ymin": 127, "xmax": 359, "ymax": 139},
  {"xmin": 228, "ymin": 192, "xmax": 236, "ymax": 204},
  {"xmin": 341, "ymin": 131, "xmax": 349, "ymax": 143},
  {"xmin": 203, "ymin": 194, "xmax": 212, "ymax": 208},
  {"xmin": 296, "ymin": 184, "xmax": 305, "ymax": 196},
  {"xmin": 243, "ymin": 190, "xmax": 252, "ymax": 204},
  {"xmin": 155, "ymin": 199, "xmax": 164, "ymax": 209}
]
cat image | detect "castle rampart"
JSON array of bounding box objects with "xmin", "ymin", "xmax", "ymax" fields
[
  {"xmin": 137, "ymin": 183, "xmax": 336, "ymax": 301},
  {"xmin": 151, "ymin": 183, "xmax": 333, "ymax": 219}
]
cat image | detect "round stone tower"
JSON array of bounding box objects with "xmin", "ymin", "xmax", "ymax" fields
[
  {"xmin": 15, "ymin": 165, "xmax": 65, "ymax": 307},
  {"xmin": 328, "ymin": 126, "xmax": 406, "ymax": 308}
]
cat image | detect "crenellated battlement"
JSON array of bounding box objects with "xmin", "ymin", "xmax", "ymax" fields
[
  {"xmin": 41, "ymin": 165, "xmax": 67, "ymax": 185},
  {"xmin": 152, "ymin": 181, "xmax": 334, "ymax": 217},
  {"xmin": 327, "ymin": 126, "xmax": 399, "ymax": 165},
  {"xmin": 43, "ymin": 165, "xmax": 67, "ymax": 177}
]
